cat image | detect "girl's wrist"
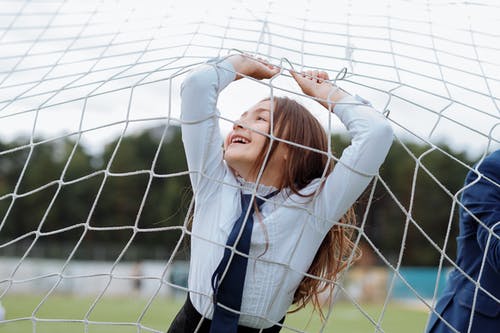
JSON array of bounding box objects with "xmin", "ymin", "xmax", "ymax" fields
[
  {"xmin": 227, "ymin": 55, "xmax": 248, "ymax": 80},
  {"xmin": 314, "ymin": 85, "xmax": 349, "ymax": 108}
]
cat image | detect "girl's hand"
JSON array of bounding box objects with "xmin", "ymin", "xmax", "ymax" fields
[
  {"xmin": 290, "ymin": 69, "xmax": 348, "ymax": 109},
  {"xmin": 228, "ymin": 54, "xmax": 280, "ymax": 81}
]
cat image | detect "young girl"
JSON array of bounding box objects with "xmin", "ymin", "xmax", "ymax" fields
[{"xmin": 168, "ymin": 54, "xmax": 393, "ymax": 333}]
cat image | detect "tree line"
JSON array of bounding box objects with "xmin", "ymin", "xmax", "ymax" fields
[{"xmin": 0, "ymin": 126, "xmax": 473, "ymax": 266}]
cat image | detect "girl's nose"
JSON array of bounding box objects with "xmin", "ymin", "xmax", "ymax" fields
[{"xmin": 233, "ymin": 120, "xmax": 244, "ymax": 130}]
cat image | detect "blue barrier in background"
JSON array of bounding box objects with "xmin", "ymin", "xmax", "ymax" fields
[{"xmin": 390, "ymin": 267, "xmax": 453, "ymax": 300}]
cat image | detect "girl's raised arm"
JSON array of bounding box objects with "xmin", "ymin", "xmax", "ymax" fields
[
  {"xmin": 181, "ymin": 55, "xmax": 279, "ymax": 195},
  {"xmin": 291, "ymin": 69, "xmax": 394, "ymax": 223}
]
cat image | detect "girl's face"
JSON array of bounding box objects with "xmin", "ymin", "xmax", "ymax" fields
[{"xmin": 224, "ymin": 100, "xmax": 285, "ymax": 182}]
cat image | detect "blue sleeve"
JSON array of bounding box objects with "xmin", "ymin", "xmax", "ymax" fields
[{"xmin": 462, "ymin": 150, "xmax": 500, "ymax": 273}]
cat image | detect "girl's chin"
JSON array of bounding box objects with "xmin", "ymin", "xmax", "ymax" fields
[
  {"xmin": 224, "ymin": 159, "xmax": 247, "ymax": 177},
  {"xmin": 223, "ymin": 151, "xmax": 242, "ymax": 164}
]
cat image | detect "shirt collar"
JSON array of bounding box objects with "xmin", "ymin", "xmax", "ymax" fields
[{"xmin": 236, "ymin": 176, "xmax": 279, "ymax": 196}]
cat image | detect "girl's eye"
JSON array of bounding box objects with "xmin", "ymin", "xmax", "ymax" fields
[{"xmin": 258, "ymin": 116, "xmax": 267, "ymax": 121}]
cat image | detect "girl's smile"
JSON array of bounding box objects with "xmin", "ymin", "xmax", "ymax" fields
[{"xmin": 223, "ymin": 100, "xmax": 287, "ymax": 185}]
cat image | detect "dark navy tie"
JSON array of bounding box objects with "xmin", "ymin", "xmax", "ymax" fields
[{"xmin": 209, "ymin": 191, "xmax": 278, "ymax": 333}]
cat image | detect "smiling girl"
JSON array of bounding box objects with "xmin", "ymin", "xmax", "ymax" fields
[{"xmin": 168, "ymin": 54, "xmax": 393, "ymax": 333}]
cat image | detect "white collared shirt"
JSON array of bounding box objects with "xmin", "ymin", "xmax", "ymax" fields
[{"xmin": 180, "ymin": 58, "xmax": 393, "ymax": 329}]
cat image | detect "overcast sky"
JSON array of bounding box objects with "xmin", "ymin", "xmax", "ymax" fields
[{"xmin": 0, "ymin": 0, "xmax": 499, "ymax": 160}]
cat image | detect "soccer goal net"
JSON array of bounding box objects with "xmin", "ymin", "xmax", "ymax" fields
[{"xmin": 0, "ymin": 0, "xmax": 498, "ymax": 332}]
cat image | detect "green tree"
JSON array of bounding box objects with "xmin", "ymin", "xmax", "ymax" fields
[
  {"xmin": 0, "ymin": 128, "xmax": 475, "ymax": 265},
  {"xmin": 363, "ymin": 141, "xmax": 471, "ymax": 267}
]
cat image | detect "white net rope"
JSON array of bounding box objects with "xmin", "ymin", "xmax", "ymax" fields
[{"xmin": 0, "ymin": 0, "xmax": 499, "ymax": 332}]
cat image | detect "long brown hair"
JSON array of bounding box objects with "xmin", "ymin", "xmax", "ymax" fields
[{"xmin": 254, "ymin": 96, "xmax": 360, "ymax": 319}]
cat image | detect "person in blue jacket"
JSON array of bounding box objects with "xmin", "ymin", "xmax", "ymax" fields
[{"xmin": 426, "ymin": 149, "xmax": 500, "ymax": 333}]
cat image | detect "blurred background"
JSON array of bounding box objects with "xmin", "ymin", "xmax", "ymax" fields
[{"xmin": 0, "ymin": 0, "xmax": 499, "ymax": 332}]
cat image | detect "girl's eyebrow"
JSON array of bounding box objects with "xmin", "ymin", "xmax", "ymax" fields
[
  {"xmin": 254, "ymin": 108, "xmax": 270, "ymax": 113},
  {"xmin": 242, "ymin": 107, "xmax": 269, "ymax": 118}
]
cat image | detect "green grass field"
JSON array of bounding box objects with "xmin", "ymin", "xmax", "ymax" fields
[{"xmin": 0, "ymin": 294, "xmax": 429, "ymax": 333}]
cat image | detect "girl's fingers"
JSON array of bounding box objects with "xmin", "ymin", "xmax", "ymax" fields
[
  {"xmin": 268, "ymin": 67, "xmax": 280, "ymax": 76},
  {"xmin": 319, "ymin": 71, "xmax": 329, "ymax": 80},
  {"xmin": 295, "ymin": 70, "xmax": 325, "ymax": 83},
  {"xmin": 244, "ymin": 55, "xmax": 280, "ymax": 78},
  {"xmin": 312, "ymin": 70, "xmax": 319, "ymax": 82},
  {"xmin": 318, "ymin": 71, "xmax": 329, "ymax": 83},
  {"xmin": 257, "ymin": 58, "xmax": 269, "ymax": 66},
  {"xmin": 290, "ymin": 68, "xmax": 329, "ymax": 87},
  {"xmin": 256, "ymin": 57, "xmax": 276, "ymax": 71}
]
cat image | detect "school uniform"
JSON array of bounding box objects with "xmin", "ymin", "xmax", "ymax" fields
[
  {"xmin": 170, "ymin": 58, "xmax": 393, "ymax": 331},
  {"xmin": 426, "ymin": 150, "xmax": 500, "ymax": 333}
]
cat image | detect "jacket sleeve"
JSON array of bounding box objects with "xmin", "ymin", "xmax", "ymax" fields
[{"xmin": 462, "ymin": 151, "xmax": 500, "ymax": 273}]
